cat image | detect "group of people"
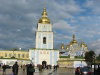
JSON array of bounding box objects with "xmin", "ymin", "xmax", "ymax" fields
[
  {"xmin": 2, "ymin": 62, "xmax": 19, "ymax": 75},
  {"xmin": 75, "ymin": 67, "xmax": 81, "ymax": 75},
  {"xmin": 2, "ymin": 62, "xmax": 35, "ymax": 75},
  {"xmin": 1, "ymin": 62, "xmax": 59, "ymax": 75},
  {"xmin": 54, "ymin": 65, "xmax": 59, "ymax": 70},
  {"xmin": 13, "ymin": 62, "xmax": 35, "ymax": 75}
]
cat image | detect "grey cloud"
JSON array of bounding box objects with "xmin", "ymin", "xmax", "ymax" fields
[
  {"xmin": 88, "ymin": 39, "xmax": 100, "ymax": 55},
  {"xmin": 85, "ymin": 0, "xmax": 100, "ymax": 15},
  {"xmin": 0, "ymin": 0, "xmax": 99, "ymax": 51},
  {"xmin": 0, "ymin": 0, "xmax": 84, "ymax": 49}
]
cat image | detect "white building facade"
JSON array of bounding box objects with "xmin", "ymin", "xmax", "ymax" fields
[{"xmin": 29, "ymin": 8, "xmax": 59, "ymax": 66}]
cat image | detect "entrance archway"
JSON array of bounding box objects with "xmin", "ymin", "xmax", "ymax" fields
[{"xmin": 42, "ymin": 61, "xmax": 47, "ymax": 69}]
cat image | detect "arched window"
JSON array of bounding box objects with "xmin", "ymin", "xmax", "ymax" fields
[
  {"xmin": 43, "ymin": 37, "xmax": 46, "ymax": 44},
  {"xmin": 22, "ymin": 54, "xmax": 25, "ymax": 58},
  {"xmin": 14, "ymin": 54, "xmax": 16, "ymax": 57},
  {"xmin": 26, "ymin": 54, "xmax": 29, "ymax": 58},
  {"xmin": 18, "ymin": 54, "xmax": 20, "ymax": 58},
  {"xmin": 5, "ymin": 53, "xmax": 7, "ymax": 57},
  {"xmin": 9, "ymin": 54, "xmax": 11, "ymax": 57}
]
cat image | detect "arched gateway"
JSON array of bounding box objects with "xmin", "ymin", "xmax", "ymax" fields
[{"xmin": 42, "ymin": 61, "xmax": 47, "ymax": 68}]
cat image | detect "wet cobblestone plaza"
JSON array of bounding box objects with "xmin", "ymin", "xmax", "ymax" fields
[{"xmin": 0, "ymin": 68, "xmax": 75, "ymax": 75}]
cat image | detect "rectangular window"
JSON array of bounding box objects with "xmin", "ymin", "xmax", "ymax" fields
[
  {"xmin": 5, "ymin": 53, "xmax": 7, "ymax": 57},
  {"xmin": 18, "ymin": 54, "xmax": 20, "ymax": 58}
]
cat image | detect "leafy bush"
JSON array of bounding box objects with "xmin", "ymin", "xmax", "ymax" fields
[
  {"xmin": 60, "ymin": 55, "xmax": 70, "ymax": 58},
  {"xmin": 75, "ymin": 56, "xmax": 84, "ymax": 59}
]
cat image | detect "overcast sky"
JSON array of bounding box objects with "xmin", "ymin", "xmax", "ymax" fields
[{"xmin": 0, "ymin": 0, "xmax": 100, "ymax": 54}]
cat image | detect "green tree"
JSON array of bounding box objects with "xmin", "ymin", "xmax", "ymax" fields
[
  {"xmin": 11, "ymin": 56, "xmax": 15, "ymax": 59},
  {"xmin": 96, "ymin": 54, "xmax": 100, "ymax": 60},
  {"xmin": 85, "ymin": 51, "xmax": 95, "ymax": 64},
  {"xmin": 11, "ymin": 48, "xmax": 19, "ymax": 50}
]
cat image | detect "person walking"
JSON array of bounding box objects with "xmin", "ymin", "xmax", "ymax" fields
[
  {"xmin": 2, "ymin": 64, "xmax": 6, "ymax": 75},
  {"xmin": 22, "ymin": 64, "xmax": 26, "ymax": 72},
  {"xmin": 0, "ymin": 64, "xmax": 1, "ymax": 68},
  {"xmin": 55, "ymin": 65, "xmax": 59, "ymax": 70},
  {"xmin": 12, "ymin": 62, "xmax": 19, "ymax": 75},
  {"xmin": 75, "ymin": 67, "xmax": 81, "ymax": 75},
  {"xmin": 26, "ymin": 64, "xmax": 30, "ymax": 75},
  {"xmin": 28, "ymin": 64, "xmax": 35, "ymax": 75}
]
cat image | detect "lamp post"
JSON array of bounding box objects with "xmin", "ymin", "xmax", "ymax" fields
[
  {"xmin": 13, "ymin": 50, "xmax": 15, "ymax": 58},
  {"xmin": 81, "ymin": 51, "xmax": 84, "ymax": 67},
  {"xmin": 81, "ymin": 60, "xmax": 82, "ymax": 67},
  {"xmin": 93, "ymin": 55, "xmax": 95, "ymax": 75},
  {"xmin": 31, "ymin": 58, "xmax": 34, "ymax": 64}
]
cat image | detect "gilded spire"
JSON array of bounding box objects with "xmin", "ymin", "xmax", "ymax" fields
[
  {"xmin": 73, "ymin": 34, "xmax": 75, "ymax": 40},
  {"xmin": 61, "ymin": 43, "xmax": 64, "ymax": 49},
  {"xmin": 70, "ymin": 34, "xmax": 77, "ymax": 44},
  {"xmin": 38, "ymin": 8, "xmax": 50, "ymax": 24},
  {"xmin": 42, "ymin": 8, "xmax": 47, "ymax": 17}
]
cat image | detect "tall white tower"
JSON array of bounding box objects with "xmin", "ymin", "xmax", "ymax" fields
[
  {"xmin": 36, "ymin": 8, "xmax": 53, "ymax": 49},
  {"xmin": 29, "ymin": 8, "xmax": 59, "ymax": 66}
]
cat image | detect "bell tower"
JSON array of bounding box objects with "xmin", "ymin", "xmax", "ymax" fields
[{"xmin": 36, "ymin": 8, "xmax": 53, "ymax": 49}]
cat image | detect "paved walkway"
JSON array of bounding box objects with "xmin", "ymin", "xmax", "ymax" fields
[{"xmin": 0, "ymin": 68, "xmax": 75, "ymax": 75}]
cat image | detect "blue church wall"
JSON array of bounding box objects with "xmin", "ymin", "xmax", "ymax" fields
[
  {"xmin": 50, "ymin": 51, "xmax": 52, "ymax": 65},
  {"xmin": 30, "ymin": 50, "xmax": 35, "ymax": 64},
  {"xmin": 36, "ymin": 51, "xmax": 39, "ymax": 64},
  {"xmin": 43, "ymin": 44, "xmax": 47, "ymax": 49},
  {"xmin": 38, "ymin": 44, "xmax": 41, "ymax": 48},
  {"xmin": 32, "ymin": 51, "xmax": 35, "ymax": 59},
  {"xmin": 54, "ymin": 51, "xmax": 58, "ymax": 65}
]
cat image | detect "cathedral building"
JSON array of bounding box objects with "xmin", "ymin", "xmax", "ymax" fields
[
  {"xmin": 59, "ymin": 35, "xmax": 88, "ymax": 68},
  {"xmin": 29, "ymin": 8, "xmax": 59, "ymax": 66},
  {"xmin": 60, "ymin": 34, "xmax": 88, "ymax": 58}
]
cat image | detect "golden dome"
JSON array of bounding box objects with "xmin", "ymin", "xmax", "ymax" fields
[
  {"xmin": 81, "ymin": 42, "xmax": 87, "ymax": 47},
  {"xmin": 70, "ymin": 34, "xmax": 77, "ymax": 44},
  {"xmin": 61, "ymin": 43, "xmax": 64, "ymax": 49},
  {"xmin": 66, "ymin": 45, "xmax": 70, "ymax": 49},
  {"xmin": 38, "ymin": 8, "xmax": 50, "ymax": 24}
]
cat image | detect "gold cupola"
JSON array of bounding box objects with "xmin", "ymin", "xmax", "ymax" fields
[
  {"xmin": 38, "ymin": 8, "xmax": 50, "ymax": 24},
  {"xmin": 81, "ymin": 42, "xmax": 87, "ymax": 47},
  {"xmin": 70, "ymin": 34, "xmax": 77, "ymax": 44},
  {"xmin": 61, "ymin": 43, "xmax": 64, "ymax": 49}
]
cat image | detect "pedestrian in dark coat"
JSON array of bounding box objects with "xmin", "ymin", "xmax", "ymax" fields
[
  {"xmin": 0, "ymin": 64, "xmax": 1, "ymax": 68},
  {"xmin": 28, "ymin": 64, "xmax": 35, "ymax": 75},
  {"xmin": 2, "ymin": 64, "xmax": 6, "ymax": 74},
  {"xmin": 54, "ymin": 65, "xmax": 55, "ymax": 70},
  {"xmin": 26, "ymin": 64, "xmax": 30, "ymax": 75},
  {"xmin": 22, "ymin": 64, "xmax": 26, "ymax": 72},
  {"xmin": 12, "ymin": 62, "xmax": 19, "ymax": 75}
]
